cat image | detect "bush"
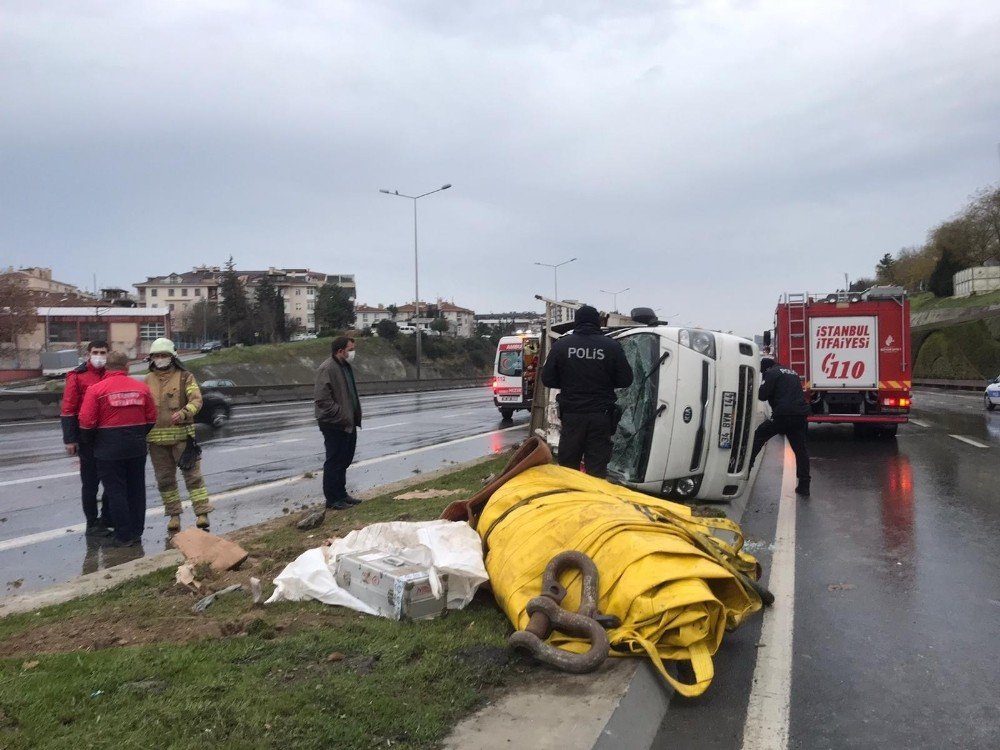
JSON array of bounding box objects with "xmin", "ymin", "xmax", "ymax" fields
[
  {"xmin": 375, "ymin": 319, "xmax": 399, "ymax": 340},
  {"xmin": 913, "ymin": 320, "xmax": 1000, "ymax": 379}
]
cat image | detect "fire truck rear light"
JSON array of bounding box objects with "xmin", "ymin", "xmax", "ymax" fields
[
  {"xmin": 899, "ymin": 397, "xmax": 910, "ymax": 407},
  {"xmin": 882, "ymin": 397, "xmax": 896, "ymax": 407}
]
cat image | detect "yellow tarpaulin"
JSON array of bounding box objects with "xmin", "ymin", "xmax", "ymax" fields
[{"xmin": 477, "ymin": 463, "xmax": 764, "ymax": 697}]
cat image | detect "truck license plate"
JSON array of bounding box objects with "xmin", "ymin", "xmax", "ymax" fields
[
  {"xmin": 498, "ymin": 396, "xmax": 520, "ymax": 403},
  {"xmin": 718, "ymin": 391, "xmax": 736, "ymax": 449}
]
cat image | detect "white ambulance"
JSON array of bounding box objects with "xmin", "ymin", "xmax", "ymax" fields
[{"xmin": 492, "ymin": 334, "xmax": 541, "ymax": 421}]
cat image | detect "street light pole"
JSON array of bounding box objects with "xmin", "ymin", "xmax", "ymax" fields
[
  {"xmin": 379, "ymin": 183, "xmax": 452, "ymax": 380},
  {"xmin": 600, "ymin": 287, "xmax": 630, "ymax": 313},
  {"xmin": 534, "ymin": 258, "xmax": 576, "ymax": 325}
]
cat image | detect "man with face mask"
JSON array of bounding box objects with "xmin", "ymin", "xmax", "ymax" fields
[
  {"xmin": 314, "ymin": 336, "xmax": 362, "ymax": 510},
  {"xmin": 61, "ymin": 339, "xmax": 113, "ymax": 535},
  {"xmin": 144, "ymin": 338, "xmax": 213, "ymax": 531}
]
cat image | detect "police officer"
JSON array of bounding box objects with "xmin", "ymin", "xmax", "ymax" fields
[
  {"xmin": 541, "ymin": 305, "xmax": 633, "ymax": 478},
  {"xmin": 748, "ymin": 357, "xmax": 811, "ymax": 496}
]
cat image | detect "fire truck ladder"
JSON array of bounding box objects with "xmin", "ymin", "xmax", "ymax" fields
[{"xmin": 785, "ymin": 292, "xmax": 808, "ymax": 384}]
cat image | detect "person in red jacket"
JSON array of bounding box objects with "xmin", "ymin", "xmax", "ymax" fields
[
  {"xmin": 79, "ymin": 351, "xmax": 157, "ymax": 547},
  {"xmin": 60, "ymin": 340, "xmax": 111, "ymax": 535}
]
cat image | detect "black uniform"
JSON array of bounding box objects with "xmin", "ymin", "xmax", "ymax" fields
[
  {"xmin": 541, "ymin": 307, "xmax": 633, "ymax": 478},
  {"xmin": 748, "ymin": 360, "xmax": 811, "ymax": 494}
]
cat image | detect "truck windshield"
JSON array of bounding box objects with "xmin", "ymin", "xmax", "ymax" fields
[
  {"xmin": 498, "ymin": 350, "xmax": 523, "ymax": 377},
  {"xmin": 608, "ymin": 333, "xmax": 661, "ymax": 483}
]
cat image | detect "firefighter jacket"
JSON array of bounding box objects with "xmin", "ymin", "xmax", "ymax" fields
[
  {"xmin": 541, "ymin": 322, "xmax": 634, "ymax": 414},
  {"xmin": 78, "ymin": 371, "xmax": 157, "ymax": 460},
  {"xmin": 60, "ymin": 361, "xmax": 106, "ymax": 444},
  {"xmin": 758, "ymin": 365, "xmax": 810, "ymax": 416},
  {"xmin": 314, "ymin": 356, "xmax": 362, "ymax": 432},
  {"xmin": 145, "ymin": 366, "xmax": 202, "ymax": 445}
]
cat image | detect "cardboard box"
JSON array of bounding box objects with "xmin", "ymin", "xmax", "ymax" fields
[{"xmin": 335, "ymin": 549, "xmax": 448, "ymax": 621}]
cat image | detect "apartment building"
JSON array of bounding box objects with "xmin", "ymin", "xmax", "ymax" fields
[
  {"xmin": 134, "ymin": 266, "xmax": 356, "ymax": 333},
  {"xmin": 359, "ymin": 299, "xmax": 476, "ymax": 337}
]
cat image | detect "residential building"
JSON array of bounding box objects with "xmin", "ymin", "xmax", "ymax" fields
[
  {"xmin": 1, "ymin": 266, "xmax": 95, "ymax": 301},
  {"xmin": 475, "ymin": 311, "xmax": 545, "ymax": 334},
  {"xmin": 362, "ymin": 299, "xmax": 476, "ymax": 337},
  {"xmin": 355, "ymin": 304, "xmax": 396, "ymax": 329},
  {"xmin": 134, "ymin": 266, "xmax": 356, "ymax": 333}
]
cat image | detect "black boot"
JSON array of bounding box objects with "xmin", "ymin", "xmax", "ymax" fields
[{"xmin": 795, "ymin": 479, "xmax": 810, "ymax": 497}]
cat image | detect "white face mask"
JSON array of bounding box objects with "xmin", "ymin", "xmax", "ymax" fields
[
  {"xmin": 152, "ymin": 357, "xmax": 172, "ymax": 369},
  {"xmin": 346, "ymin": 350, "xmax": 356, "ymax": 363},
  {"xmin": 90, "ymin": 355, "xmax": 107, "ymax": 368}
]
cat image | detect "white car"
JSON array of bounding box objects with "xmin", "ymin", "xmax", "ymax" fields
[{"xmin": 986, "ymin": 375, "xmax": 1000, "ymax": 411}]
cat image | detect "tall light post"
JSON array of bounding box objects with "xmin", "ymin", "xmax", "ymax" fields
[
  {"xmin": 379, "ymin": 183, "xmax": 452, "ymax": 380},
  {"xmin": 600, "ymin": 287, "xmax": 629, "ymax": 313},
  {"xmin": 534, "ymin": 257, "xmax": 576, "ymax": 302}
]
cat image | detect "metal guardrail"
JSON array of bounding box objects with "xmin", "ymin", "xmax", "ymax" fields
[
  {"xmin": 912, "ymin": 378, "xmax": 988, "ymax": 391},
  {"xmin": 0, "ymin": 377, "xmax": 491, "ymax": 421}
]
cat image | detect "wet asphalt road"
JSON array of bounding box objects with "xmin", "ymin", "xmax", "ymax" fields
[
  {"xmin": 0, "ymin": 387, "xmax": 528, "ymax": 599},
  {"xmin": 653, "ymin": 387, "xmax": 1000, "ymax": 749}
]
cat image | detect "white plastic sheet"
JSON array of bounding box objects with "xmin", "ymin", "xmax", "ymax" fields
[{"xmin": 265, "ymin": 520, "xmax": 488, "ymax": 614}]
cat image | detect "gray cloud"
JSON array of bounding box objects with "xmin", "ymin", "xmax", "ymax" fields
[{"xmin": 2, "ymin": 1, "xmax": 999, "ymax": 334}]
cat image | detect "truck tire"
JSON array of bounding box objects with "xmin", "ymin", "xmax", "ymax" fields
[{"xmin": 499, "ymin": 408, "xmax": 514, "ymax": 421}]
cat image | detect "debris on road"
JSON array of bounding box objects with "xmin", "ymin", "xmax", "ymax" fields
[
  {"xmin": 192, "ymin": 584, "xmax": 243, "ymax": 614},
  {"xmin": 296, "ymin": 509, "xmax": 326, "ymax": 530},
  {"xmin": 175, "ymin": 563, "xmax": 201, "ymax": 590},
  {"xmin": 171, "ymin": 528, "xmax": 248, "ymax": 572}
]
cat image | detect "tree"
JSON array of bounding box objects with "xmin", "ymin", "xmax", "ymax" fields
[
  {"xmin": 848, "ymin": 277, "xmax": 877, "ymax": 293},
  {"xmin": 219, "ymin": 257, "xmax": 252, "ymax": 344},
  {"xmin": 180, "ymin": 299, "xmax": 224, "ymax": 342},
  {"xmin": 928, "ymin": 250, "xmax": 963, "ymax": 298},
  {"xmin": 314, "ymin": 283, "xmax": 355, "ymax": 334},
  {"xmin": 252, "ymin": 275, "xmax": 287, "ymax": 343},
  {"xmin": 386, "ymin": 304, "xmax": 398, "ymax": 321},
  {"xmin": 430, "ymin": 317, "xmax": 451, "ymax": 336},
  {"xmin": 875, "ymin": 253, "xmax": 896, "ymax": 284},
  {"xmin": 375, "ymin": 319, "xmax": 399, "ymax": 340},
  {"xmin": 0, "ymin": 274, "xmax": 37, "ymax": 366}
]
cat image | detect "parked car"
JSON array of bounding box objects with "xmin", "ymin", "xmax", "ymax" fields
[
  {"xmin": 200, "ymin": 379, "xmax": 236, "ymax": 389},
  {"xmin": 290, "ymin": 333, "xmax": 318, "ymax": 341},
  {"xmin": 200, "ymin": 341, "xmax": 223, "ymax": 353},
  {"xmin": 195, "ymin": 389, "xmax": 232, "ymax": 428},
  {"xmin": 985, "ymin": 375, "xmax": 1000, "ymax": 411}
]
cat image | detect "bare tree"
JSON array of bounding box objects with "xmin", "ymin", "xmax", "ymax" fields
[{"xmin": 0, "ymin": 274, "xmax": 37, "ymax": 367}]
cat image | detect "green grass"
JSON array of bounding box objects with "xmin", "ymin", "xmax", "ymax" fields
[
  {"xmin": 909, "ymin": 289, "xmax": 1000, "ymax": 312},
  {"xmin": 913, "ymin": 320, "xmax": 1000, "ymax": 379},
  {"xmin": 0, "ymin": 454, "xmax": 528, "ymax": 750}
]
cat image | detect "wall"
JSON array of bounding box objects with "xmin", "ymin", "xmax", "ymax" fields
[{"xmin": 953, "ymin": 266, "xmax": 1000, "ymax": 298}]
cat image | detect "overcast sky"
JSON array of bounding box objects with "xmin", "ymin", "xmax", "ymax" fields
[{"xmin": 3, "ymin": 1, "xmax": 999, "ymax": 335}]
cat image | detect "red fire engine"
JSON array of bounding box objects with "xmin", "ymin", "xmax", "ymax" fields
[{"xmin": 766, "ymin": 286, "xmax": 911, "ymax": 436}]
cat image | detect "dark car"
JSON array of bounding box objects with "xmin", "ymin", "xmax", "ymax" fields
[
  {"xmin": 200, "ymin": 341, "xmax": 223, "ymax": 353},
  {"xmin": 195, "ymin": 389, "xmax": 232, "ymax": 428}
]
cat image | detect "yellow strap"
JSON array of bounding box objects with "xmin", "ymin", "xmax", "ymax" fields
[{"xmin": 623, "ymin": 634, "xmax": 714, "ymax": 697}]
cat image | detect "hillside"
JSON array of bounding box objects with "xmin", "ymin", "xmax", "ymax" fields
[
  {"xmin": 910, "ymin": 293, "xmax": 1000, "ymax": 380},
  {"xmin": 185, "ymin": 335, "xmax": 494, "ymax": 385}
]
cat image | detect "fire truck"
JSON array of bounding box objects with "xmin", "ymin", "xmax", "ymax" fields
[{"xmin": 765, "ymin": 286, "xmax": 911, "ymax": 436}]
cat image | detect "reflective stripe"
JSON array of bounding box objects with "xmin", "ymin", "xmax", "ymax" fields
[{"xmin": 147, "ymin": 425, "xmax": 195, "ymax": 444}]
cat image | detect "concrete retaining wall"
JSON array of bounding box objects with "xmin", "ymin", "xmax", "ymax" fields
[{"xmin": 0, "ymin": 377, "xmax": 490, "ymax": 422}]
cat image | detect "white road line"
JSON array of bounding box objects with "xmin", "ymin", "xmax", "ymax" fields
[
  {"xmin": 949, "ymin": 434, "xmax": 991, "ymax": 449},
  {"xmin": 0, "ymin": 470, "xmax": 79, "ymax": 488},
  {"xmin": 441, "ymin": 411, "xmax": 479, "ymax": 419},
  {"xmin": 217, "ymin": 438, "xmax": 306, "ymax": 454},
  {"xmin": 0, "ymin": 423, "xmax": 525, "ymax": 552},
  {"xmin": 741, "ymin": 442, "xmax": 797, "ymax": 750},
  {"xmin": 907, "ymin": 418, "xmax": 930, "ymax": 428},
  {"xmin": 362, "ymin": 421, "xmax": 410, "ymax": 431}
]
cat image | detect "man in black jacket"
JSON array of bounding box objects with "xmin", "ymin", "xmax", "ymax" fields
[
  {"xmin": 314, "ymin": 336, "xmax": 363, "ymax": 510},
  {"xmin": 541, "ymin": 305, "xmax": 633, "ymax": 478},
  {"xmin": 748, "ymin": 357, "xmax": 811, "ymax": 496}
]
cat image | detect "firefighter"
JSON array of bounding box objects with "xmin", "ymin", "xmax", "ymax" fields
[
  {"xmin": 748, "ymin": 357, "xmax": 811, "ymax": 496},
  {"xmin": 60, "ymin": 339, "xmax": 112, "ymax": 535},
  {"xmin": 77, "ymin": 351, "xmax": 157, "ymax": 546},
  {"xmin": 145, "ymin": 338, "xmax": 213, "ymax": 531},
  {"xmin": 541, "ymin": 305, "xmax": 633, "ymax": 478}
]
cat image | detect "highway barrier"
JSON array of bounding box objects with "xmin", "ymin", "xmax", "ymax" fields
[{"xmin": 0, "ymin": 377, "xmax": 491, "ymax": 422}]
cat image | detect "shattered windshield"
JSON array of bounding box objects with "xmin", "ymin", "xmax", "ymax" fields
[{"xmin": 608, "ymin": 332, "xmax": 661, "ymax": 483}]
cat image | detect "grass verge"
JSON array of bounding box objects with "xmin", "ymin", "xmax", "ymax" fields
[
  {"xmin": 909, "ymin": 289, "xmax": 1000, "ymax": 312},
  {"xmin": 0, "ymin": 453, "xmax": 538, "ymax": 750}
]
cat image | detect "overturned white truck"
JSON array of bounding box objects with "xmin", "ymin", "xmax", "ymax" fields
[{"xmin": 531, "ymin": 299, "xmax": 763, "ymax": 502}]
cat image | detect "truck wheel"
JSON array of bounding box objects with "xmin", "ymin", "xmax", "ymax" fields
[
  {"xmin": 499, "ymin": 408, "xmax": 514, "ymax": 421},
  {"xmin": 987, "ymin": 395, "xmax": 996, "ymax": 412}
]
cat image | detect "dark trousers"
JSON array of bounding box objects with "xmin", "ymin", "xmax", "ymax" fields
[
  {"xmin": 78, "ymin": 444, "xmax": 108, "ymax": 525},
  {"xmin": 749, "ymin": 415, "xmax": 811, "ymax": 480},
  {"xmin": 558, "ymin": 411, "xmax": 614, "ymax": 479},
  {"xmin": 96, "ymin": 455, "xmax": 148, "ymax": 543},
  {"xmin": 320, "ymin": 425, "xmax": 357, "ymax": 504}
]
